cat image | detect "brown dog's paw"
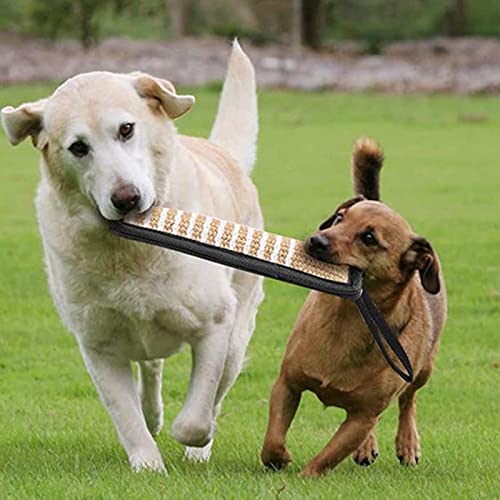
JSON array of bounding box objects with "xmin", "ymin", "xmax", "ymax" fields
[
  {"xmin": 353, "ymin": 433, "xmax": 379, "ymax": 466},
  {"xmin": 396, "ymin": 428, "xmax": 421, "ymax": 466},
  {"xmin": 298, "ymin": 463, "xmax": 324, "ymax": 478},
  {"xmin": 261, "ymin": 446, "xmax": 292, "ymax": 471}
]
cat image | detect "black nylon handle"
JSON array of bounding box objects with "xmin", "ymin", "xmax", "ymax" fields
[
  {"xmin": 354, "ymin": 290, "xmax": 414, "ymax": 383},
  {"xmin": 109, "ymin": 220, "xmax": 413, "ymax": 383},
  {"xmin": 109, "ymin": 220, "xmax": 363, "ymax": 300}
]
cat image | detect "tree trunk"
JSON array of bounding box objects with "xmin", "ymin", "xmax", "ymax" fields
[
  {"xmin": 302, "ymin": 0, "xmax": 322, "ymax": 49},
  {"xmin": 447, "ymin": 0, "xmax": 466, "ymax": 37},
  {"xmin": 79, "ymin": 0, "xmax": 95, "ymax": 49},
  {"xmin": 168, "ymin": 0, "xmax": 187, "ymax": 39},
  {"xmin": 291, "ymin": 0, "xmax": 302, "ymax": 48}
]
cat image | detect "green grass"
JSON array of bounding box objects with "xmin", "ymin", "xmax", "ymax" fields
[{"xmin": 0, "ymin": 85, "xmax": 499, "ymax": 499}]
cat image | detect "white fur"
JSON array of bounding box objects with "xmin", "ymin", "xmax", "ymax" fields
[
  {"xmin": 210, "ymin": 39, "xmax": 258, "ymax": 174},
  {"xmin": 1, "ymin": 42, "xmax": 263, "ymax": 473}
]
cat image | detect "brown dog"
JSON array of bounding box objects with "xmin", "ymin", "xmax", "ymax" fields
[{"xmin": 261, "ymin": 138, "xmax": 447, "ymax": 477}]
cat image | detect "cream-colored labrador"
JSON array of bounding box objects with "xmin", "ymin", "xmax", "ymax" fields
[{"xmin": 1, "ymin": 41, "xmax": 263, "ymax": 473}]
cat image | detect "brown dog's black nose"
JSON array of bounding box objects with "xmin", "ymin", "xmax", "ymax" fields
[
  {"xmin": 307, "ymin": 234, "xmax": 330, "ymax": 260},
  {"xmin": 111, "ymin": 184, "xmax": 140, "ymax": 214}
]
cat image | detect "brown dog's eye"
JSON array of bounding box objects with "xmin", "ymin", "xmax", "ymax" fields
[
  {"xmin": 68, "ymin": 140, "xmax": 89, "ymax": 157},
  {"xmin": 119, "ymin": 122, "xmax": 135, "ymax": 141},
  {"xmin": 360, "ymin": 230, "xmax": 378, "ymax": 247}
]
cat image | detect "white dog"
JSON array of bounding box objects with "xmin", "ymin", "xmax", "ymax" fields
[{"xmin": 1, "ymin": 41, "xmax": 263, "ymax": 473}]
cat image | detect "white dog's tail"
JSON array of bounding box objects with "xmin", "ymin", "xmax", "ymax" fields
[{"xmin": 209, "ymin": 39, "xmax": 258, "ymax": 175}]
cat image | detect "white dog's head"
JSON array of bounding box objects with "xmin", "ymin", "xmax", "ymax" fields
[{"xmin": 1, "ymin": 71, "xmax": 194, "ymax": 220}]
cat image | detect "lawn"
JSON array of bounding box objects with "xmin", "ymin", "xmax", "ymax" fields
[{"xmin": 0, "ymin": 84, "xmax": 499, "ymax": 499}]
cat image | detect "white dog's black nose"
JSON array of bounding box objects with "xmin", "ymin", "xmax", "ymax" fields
[{"xmin": 111, "ymin": 184, "xmax": 140, "ymax": 214}]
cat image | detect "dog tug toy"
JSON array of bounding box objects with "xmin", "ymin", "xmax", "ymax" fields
[{"xmin": 109, "ymin": 207, "xmax": 413, "ymax": 382}]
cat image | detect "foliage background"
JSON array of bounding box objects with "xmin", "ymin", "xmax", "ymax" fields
[{"xmin": 1, "ymin": 0, "xmax": 500, "ymax": 48}]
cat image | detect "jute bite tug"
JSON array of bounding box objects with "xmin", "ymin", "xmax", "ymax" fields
[{"xmin": 109, "ymin": 206, "xmax": 414, "ymax": 383}]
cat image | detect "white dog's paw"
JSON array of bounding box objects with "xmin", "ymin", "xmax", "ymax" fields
[
  {"xmin": 184, "ymin": 440, "xmax": 213, "ymax": 463},
  {"xmin": 171, "ymin": 414, "xmax": 214, "ymax": 447},
  {"xmin": 129, "ymin": 449, "xmax": 167, "ymax": 474}
]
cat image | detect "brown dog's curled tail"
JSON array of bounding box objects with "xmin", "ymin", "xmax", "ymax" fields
[{"xmin": 352, "ymin": 138, "xmax": 384, "ymax": 201}]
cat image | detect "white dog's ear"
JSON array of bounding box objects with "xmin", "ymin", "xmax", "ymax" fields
[
  {"xmin": 1, "ymin": 98, "xmax": 48, "ymax": 147},
  {"xmin": 131, "ymin": 72, "xmax": 195, "ymax": 119}
]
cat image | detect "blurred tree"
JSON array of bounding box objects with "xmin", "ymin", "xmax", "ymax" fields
[
  {"xmin": 78, "ymin": 0, "xmax": 102, "ymax": 48},
  {"xmin": 302, "ymin": 0, "xmax": 324, "ymax": 49},
  {"xmin": 466, "ymin": 0, "xmax": 500, "ymax": 37},
  {"xmin": 100, "ymin": 0, "xmax": 166, "ymax": 40},
  {"xmin": 112, "ymin": 0, "xmax": 127, "ymax": 13},
  {"xmin": 279, "ymin": 0, "xmax": 326, "ymax": 49},
  {"xmin": 1, "ymin": 0, "xmax": 499, "ymax": 46},
  {"xmin": 329, "ymin": 0, "xmax": 451, "ymax": 52},
  {"xmin": 28, "ymin": 0, "xmax": 111, "ymax": 48},
  {"xmin": 167, "ymin": 0, "xmax": 187, "ymax": 38},
  {"xmin": 291, "ymin": 0, "xmax": 302, "ymax": 47},
  {"xmin": 0, "ymin": 0, "xmax": 25, "ymax": 31},
  {"xmin": 443, "ymin": 0, "xmax": 466, "ymax": 36},
  {"xmin": 187, "ymin": 0, "xmax": 260, "ymax": 41},
  {"xmin": 252, "ymin": 0, "xmax": 293, "ymax": 42}
]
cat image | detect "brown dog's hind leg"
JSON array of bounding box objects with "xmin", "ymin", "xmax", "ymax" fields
[
  {"xmin": 261, "ymin": 376, "xmax": 301, "ymax": 471},
  {"xmin": 352, "ymin": 431, "xmax": 379, "ymax": 466},
  {"xmin": 396, "ymin": 365, "xmax": 432, "ymax": 466},
  {"xmin": 300, "ymin": 412, "xmax": 378, "ymax": 477}
]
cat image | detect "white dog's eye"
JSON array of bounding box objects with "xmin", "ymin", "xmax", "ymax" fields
[
  {"xmin": 68, "ymin": 140, "xmax": 90, "ymax": 158},
  {"xmin": 119, "ymin": 122, "xmax": 135, "ymax": 141}
]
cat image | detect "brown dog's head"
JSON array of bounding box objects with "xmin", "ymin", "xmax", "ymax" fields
[{"xmin": 306, "ymin": 196, "xmax": 440, "ymax": 294}]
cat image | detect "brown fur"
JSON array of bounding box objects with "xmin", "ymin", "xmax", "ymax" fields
[
  {"xmin": 261, "ymin": 138, "xmax": 447, "ymax": 477},
  {"xmin": 352, "ymin": 138, "xmax": 384, "ymax": 201}
]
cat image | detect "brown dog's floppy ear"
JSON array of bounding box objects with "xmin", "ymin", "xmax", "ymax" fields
[
  {"xmin": 402, "ymin": 236, "xmax": 441, "ymax": 294},
  {"xmin": 1, "ymin": 98, "xmax": 48, "ymax": 147},
  {"xmin": 130, "ymin": 72, "xmax": 195, "ymax": 119},
  {"xmin": 319, "ymin": 213, "xmax": 338, "ymax": 230},
  {"xmin": 319, "ymin": 195, "xmax": 365, "ymax": 230}
]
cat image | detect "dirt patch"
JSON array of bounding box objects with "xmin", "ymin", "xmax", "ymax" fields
[{"xmin": 1, "ymin": 33, "xmax": 500, "ymax": 94}]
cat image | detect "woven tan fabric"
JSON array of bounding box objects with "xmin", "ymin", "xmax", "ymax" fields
[{"xmin": 125, "ymin": 207, "xmax": 349, "ymax": 284}]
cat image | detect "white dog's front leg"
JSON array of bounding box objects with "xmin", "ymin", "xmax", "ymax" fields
[
  {"xmin": 80, "ymin": 345, "xmax": 166, "ymax": 473},
  {"xmin": 171, "ymin": 327, "xmax": 230, "ymax": 447}
]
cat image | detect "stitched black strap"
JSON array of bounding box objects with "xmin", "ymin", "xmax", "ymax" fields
[
  {"xmin": 109, "ymin": 221, "xmax": 364, "ymax": 299},
  {"xmin": 354, "ymin": 290, "xmax": 414, "ymax": 383},
  {"xmin": 109, "ymin": 220, "xmax": 413, "ymax": 383}
]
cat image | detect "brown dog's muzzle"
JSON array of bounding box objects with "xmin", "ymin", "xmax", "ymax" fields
[{"xmin": 306, "ymin": 234, "xmax": 332, "ymax": 262}]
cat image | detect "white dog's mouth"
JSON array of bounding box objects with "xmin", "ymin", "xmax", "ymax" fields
[
  {"xmin": 89, "ymin": 191, "xmax": 156, "ymax": 222},
  {"xmin": 98, "ymin": 202, "xmax": 156, "ymax": 222}
]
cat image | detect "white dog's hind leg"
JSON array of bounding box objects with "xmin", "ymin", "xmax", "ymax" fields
[
  {"xmin": 215, "ymin": 275, "xmax": 263, "ymax": 408},
  {"xmin": 184, "ymin": 276, "xmax": 263, "ymax": 463},
  {"xmin": 138, "ymin": 359, "xmax": 164, "ymax": 437},
  {"xmin": 171, "ymin": 320, "xmax": 232, "ymax": 448},
  {"xmin": 80, "ymin": 345, "xmax": 166, "ymax": 473}
]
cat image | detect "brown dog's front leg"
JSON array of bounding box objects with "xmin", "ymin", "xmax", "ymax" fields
[
  {"xmin": 261, "ymin": 376, "xmax": 301, "ymax": 470},
  {"xmin": 300, "ymin": 412, "xmax": 378, "ymax": 477}
]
